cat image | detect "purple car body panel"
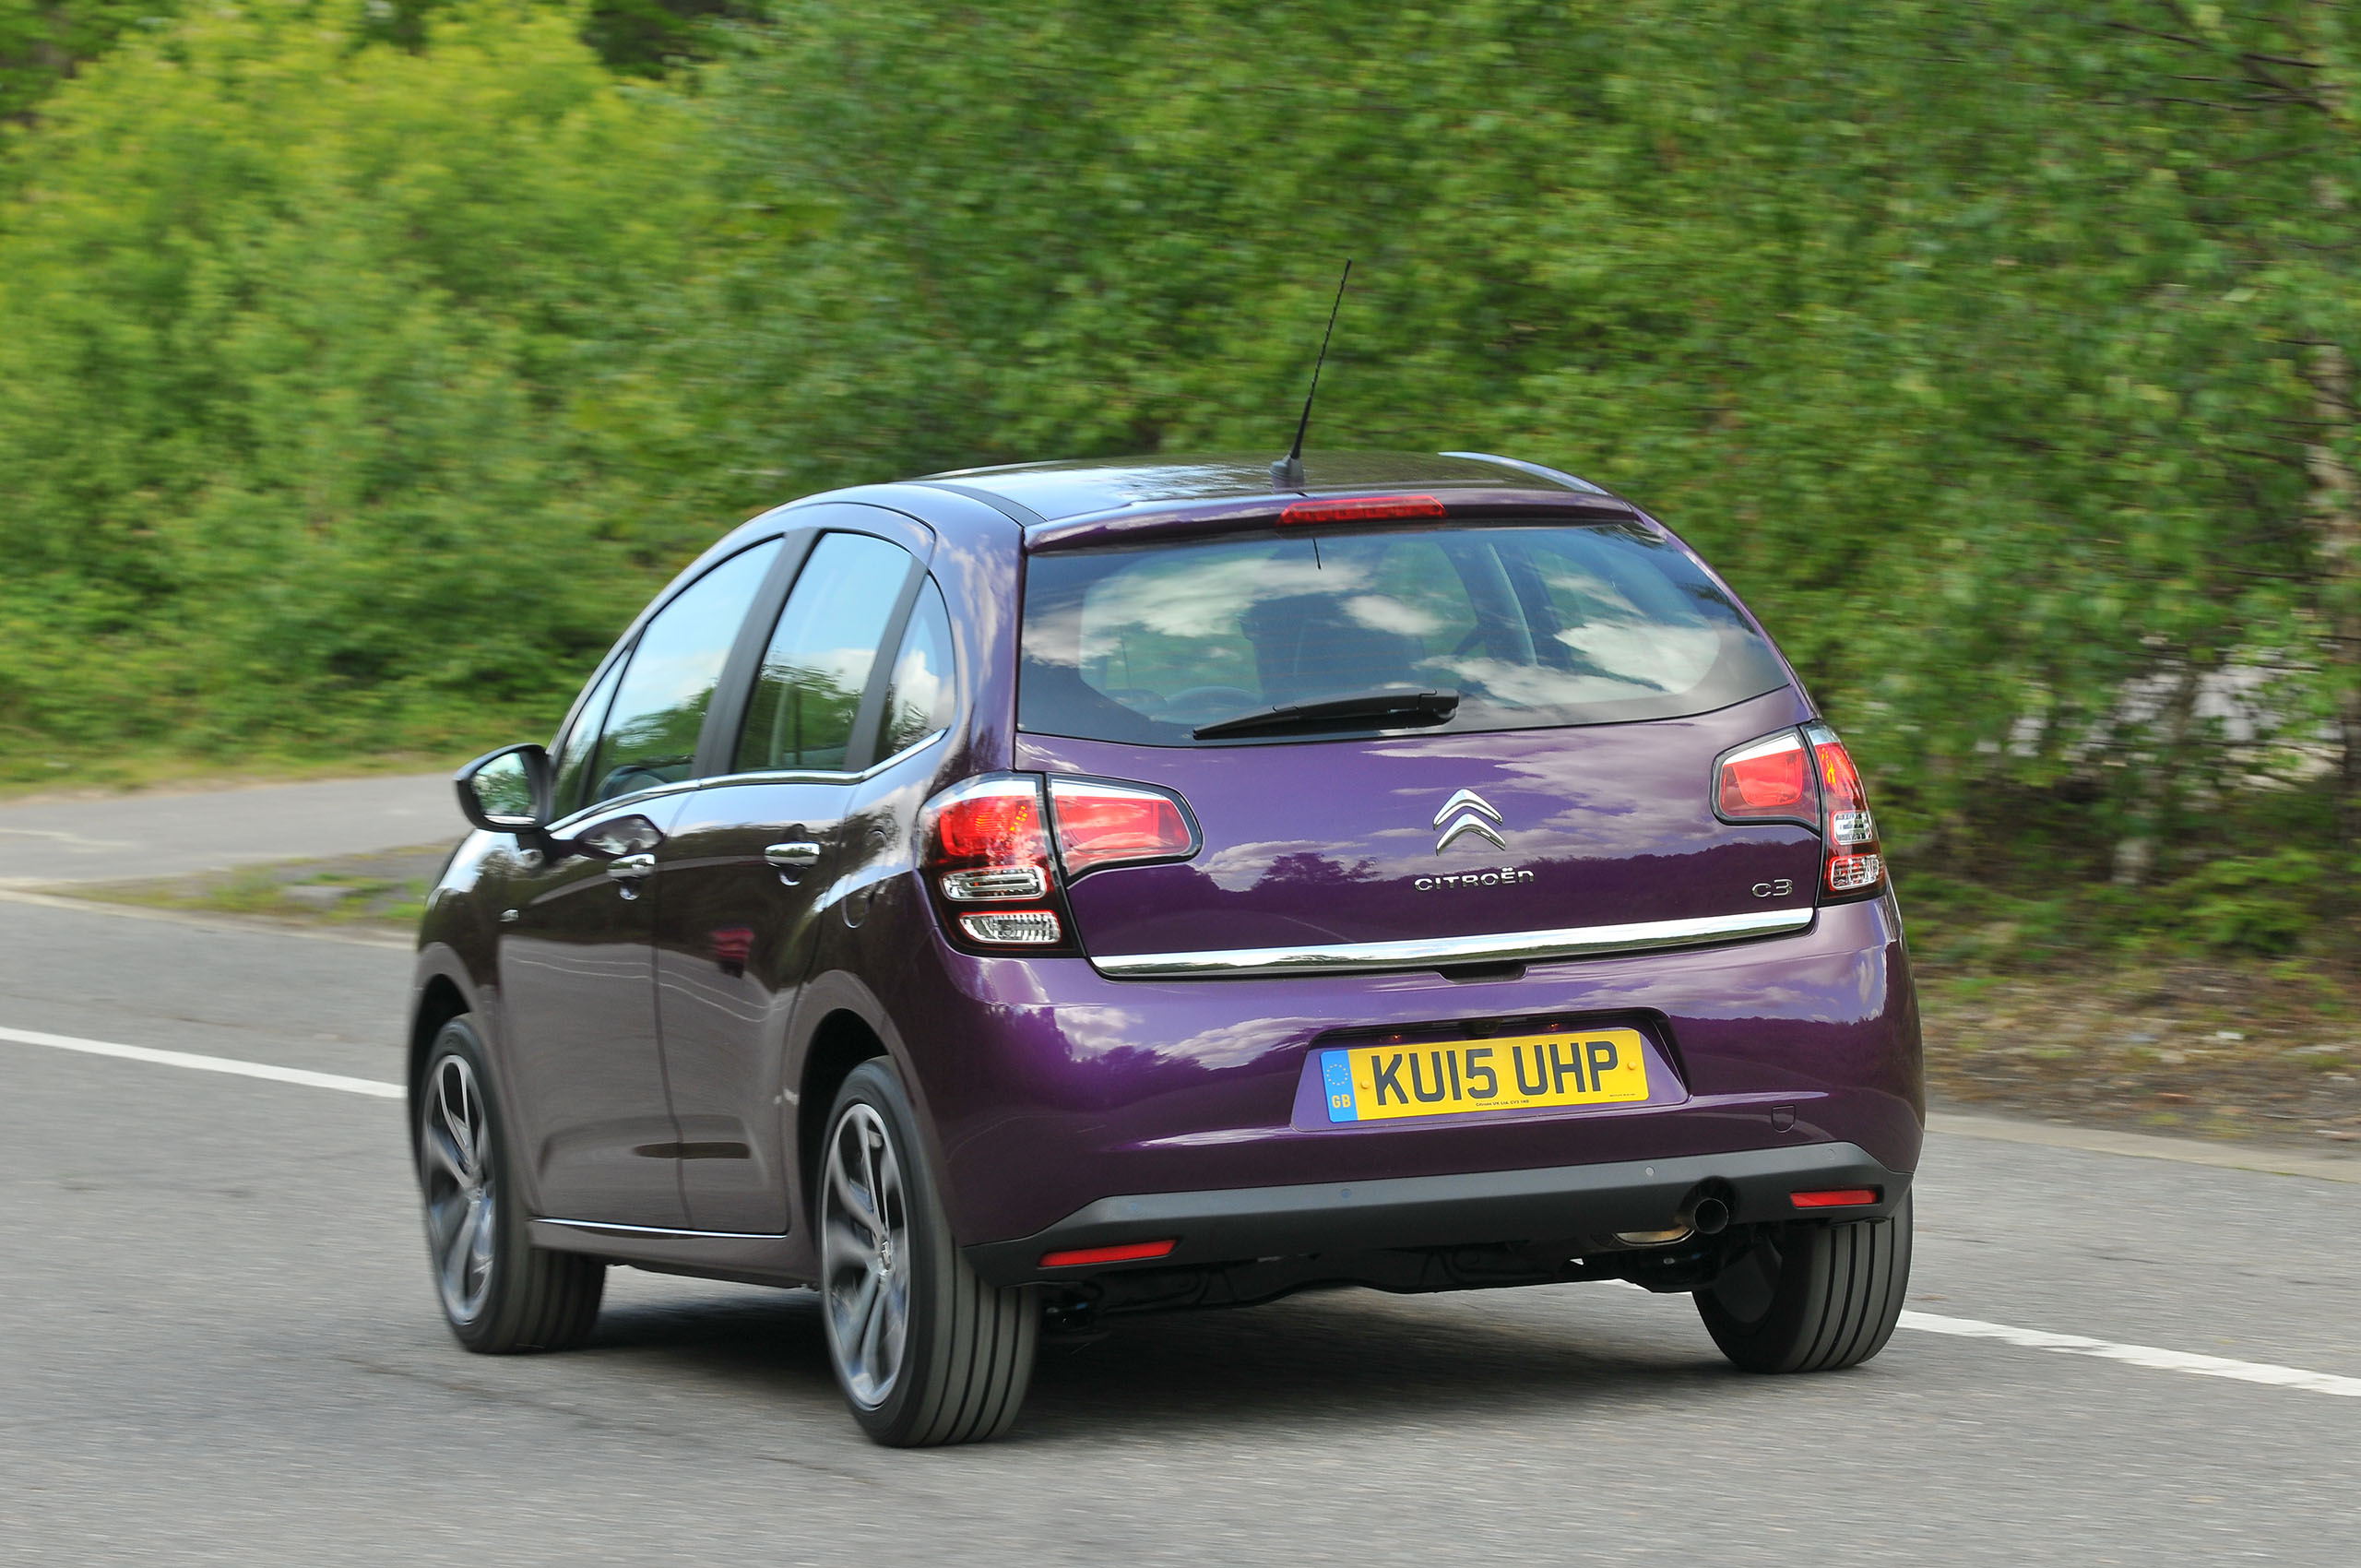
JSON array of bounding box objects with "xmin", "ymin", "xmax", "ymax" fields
[
  {"xmin": 1015, "ymin": 687, "xmax": 1821, "ymax": 958},
  {"xmin": 872, "ymin": 891, "xmax": 1917, "ymax": 1250},
  {"xmin": 410, "ymin": 450, "xmax": 1922, "ymax": 1299}
]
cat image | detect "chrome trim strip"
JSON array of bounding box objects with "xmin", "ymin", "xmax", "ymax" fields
[
  {"xmin": 542, "ymin": 776, "xmax": 703, "ymax": 832},
  {"xmin": 694, "ymin": 728, "xmax": 949, "ymax": 794},
  {"xmin": 538, "ymin": 1217, "xmax": 789, "ymax": 1241},
  {"xmin": 1088, "ymin": 907, "xmax": 1814, "ymax": 979},
  {"xmin": 538, "ymin": 731, "xmax": 951, "ymax": 836}
]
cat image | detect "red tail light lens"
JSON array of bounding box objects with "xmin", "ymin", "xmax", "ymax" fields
[
  {"xmin": 1715, "ymin": 731, "xmax": 1810, "ymax": 820},
  {"xmin": 1790, "ymin": 1188, "xmax": 1880, "ymax": 1209},
  {"xmin": 1279, "ymin": 493, "xmax": 1448, "ymax": 526},
  {"xmin": 1805, "ymin": 723, "xmax": 1883, "ymax": 897},
  {"xmin": 1047, "ymin": 778, "xmax": 1198, "ymax": 877},
  {"xmin": 935, "ymin": 785, "xmax": 1047, "ymax": 863},
  {"xmin": 920, "ymin": 775, "xmax": 1066, "ymax": 946}
]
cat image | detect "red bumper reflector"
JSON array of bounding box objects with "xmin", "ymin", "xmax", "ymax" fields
[
  {"xmin": 1789, "ymin": 1188, "xmax": 1880, "ymax": 1209},
  {"xmin": 1279, "ymin": 493, "xmax": 1447, "ymax": 526},
  {"xmin": 1038, "ymin": 1239, "xmax": 1177, "ymax": 1268}
]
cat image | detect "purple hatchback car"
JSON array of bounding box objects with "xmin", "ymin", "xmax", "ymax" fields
[{"xmin": 412, "ymin": 451, "xmax": 1920, "ymax": 1445}]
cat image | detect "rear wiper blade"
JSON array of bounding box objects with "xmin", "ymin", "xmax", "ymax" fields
[{"xmin": 1192, "ymin": 689, "xmax": 1460, "ymax": 740}]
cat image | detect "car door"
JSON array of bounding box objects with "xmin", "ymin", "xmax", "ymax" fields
[
  {"xmin": 496, "ymin": 537, "xmax": 785, "ymax": 1226},
  {"xmin": 651, "ymin": 521, "xmax": 934, "ymax": 1233}
]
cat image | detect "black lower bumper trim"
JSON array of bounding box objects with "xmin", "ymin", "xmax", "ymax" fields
[{"xmin": 966, "ymin": 1142, "xmax": 1910, "ymax": 1287}]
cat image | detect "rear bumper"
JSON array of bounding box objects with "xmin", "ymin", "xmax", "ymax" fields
[
  {"xmin": 966, "ymin": 1139, "xmax": 1908, "ymax": 1286},
  {"xmin": 860, "ymin": 887, "xmax": 1920, "ymax": 1249}
]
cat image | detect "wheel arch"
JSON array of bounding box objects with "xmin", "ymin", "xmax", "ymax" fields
[
  {"xmin": 407, "ymin": 961, "xmax": 477, "ymax": 1150},
  {"xmin": 796, "ymin": 1006, "xmax": 890, "ymax": 1224}
]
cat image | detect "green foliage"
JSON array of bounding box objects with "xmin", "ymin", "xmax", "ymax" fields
[
  {"xmin": 2169, "ymin": 850, "xmax": 2331, "ymax": 956},
  {"xmin": 5, "ymin": 0, "xmax": 2361, "ymax": 956},
  {"xmin": 678, "ymin": 0, "xmax": 2361, "ymax": 944},
  {"xmin": 577, "ymin": 0, "xmax": 751, "ymax": 77},
  {"xmin": 0, "ymin": 2, "xmax": 730, "ymax": 758},
  {"xmin": 0, "ymin": 0, "xmax": 172, "ymax": 122},
  {"xmin": 359, "ymin": 0, "xmax": 753, "ymax": 77},
  {"xmin": 6, "ymin": 2, "xmax": 745, "ymax": 129}
]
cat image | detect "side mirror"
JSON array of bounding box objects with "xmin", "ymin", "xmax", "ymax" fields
[{"xmin": 454, "ymin": 744, "xmax": 553, "ymax": 835}]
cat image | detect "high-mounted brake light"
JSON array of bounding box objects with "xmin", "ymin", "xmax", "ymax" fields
[
  {"xmin": 1047, "ymin": 778, "xmax": 1198, "ymax": 877},
  {"xmin": 919, "ymin": 775, "xmax": 1068, "ymax": 948},
  {"xmin": 1279, "ymin": 493, "xmax": 1447, "ymax": 526},
  {"xmin": 1805, "ymin": 723, "xmax": 1883, "ymax": 897}
]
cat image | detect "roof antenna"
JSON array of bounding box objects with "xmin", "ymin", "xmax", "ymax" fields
[{"xmin": 1272, "ymin": 258, "xmax": 1352, "ymax": 492}]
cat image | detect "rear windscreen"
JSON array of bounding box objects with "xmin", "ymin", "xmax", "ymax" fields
[{"xmin": 1018, "ymin": 522, "xmax": 1790, "ymax": 745}]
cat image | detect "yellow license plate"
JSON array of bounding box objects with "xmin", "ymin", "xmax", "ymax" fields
[{"xmin": 1319, "ymin": 1028, "xmax": 1650, "ymax": 1123}]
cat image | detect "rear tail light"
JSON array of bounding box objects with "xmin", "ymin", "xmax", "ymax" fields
[
  {"xmin": 942, "ymin": 865, "xmax": 1048, "ymax": 900},
  {"xmin": 920, "ymin": 772, "xmax": 1200, "ymax": 952},
  {"xmin": 1714, "ymin": 724, "xmax": 1885, "ymax": 899},
  {"xmin": 1790, "ymin": 1187, "xmax": 1880, "ymax": 1209},
  {"xmin": 1714, "ymin": 731, "xmax": 1811, "ymax": 822},
  {"xmin": 920, "ymin": 775, "xmax": 1068, "ymax": 949},
  {"xmin": 1046, "ymin": 777, "xmax": 1199, "ymax": 877},
  {"xmin": 957, "ymin": 909, "xmax": 1063, "ymax": 945},
  {"xmin": 1805, "ymin": 723, "xmax": 1883, "ymax": 898}
]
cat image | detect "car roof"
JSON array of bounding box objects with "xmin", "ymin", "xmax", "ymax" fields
[{"xmin": 911, "ymin": 450, "xmax": 1602, "ymax": 523}]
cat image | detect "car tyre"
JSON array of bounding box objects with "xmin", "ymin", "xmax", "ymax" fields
[
  {"xmin": 416, "ymin": 1016, "xmax": 605, "ymax": 1353},
  {"xmin": 1693, "ymin": 1190, "xmax": 1912, "ymax": 1373},
  {"xmin": 819, "ymin": 1059, "xmax": 1038, "ymax": 1446}
]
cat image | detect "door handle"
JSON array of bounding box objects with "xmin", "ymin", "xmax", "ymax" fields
[
  {"xmin": 764, "ymin": 841, "xmax": 822, "ymax": 870},
  {"xmin": 607, "ymin": 853, "xmax": 657, "ymax": 881}
]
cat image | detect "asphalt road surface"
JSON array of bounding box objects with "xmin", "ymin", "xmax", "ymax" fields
[
  {"xmin": 6, "ymin": 891, "xmax": 2359, "ymax": 1565},
  {"xmin": 0, "ymin": 773, "xmax": 454, "ymax": 886}
]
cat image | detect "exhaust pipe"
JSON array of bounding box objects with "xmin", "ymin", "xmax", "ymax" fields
[{"xmin": 1614, "ymin": 1187, "xmax": 1736, "ymax": 1248}]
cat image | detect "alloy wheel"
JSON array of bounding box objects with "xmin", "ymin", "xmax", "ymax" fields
[
  {"xmin": 821, "ymin": 1102, "xmax": 911, "ymax": 1408},
  {"xmin": 421, "ymin": 1052, "xmax": 497, "ymax": 1324}
]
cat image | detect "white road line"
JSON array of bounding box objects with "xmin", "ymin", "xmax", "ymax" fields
[
  {"xmin": 0, "ymin": 1024, "xmax": 403, "ymax": 1099},
  {"xmin": 0, "ymin": 887, "xmax": 410, "ymax": 949},
  {"xmin": 13, "ymin": 1019, "xmax": 2361, "ymax": 1401},
  {"xmin": 1898, "ymin": 1310, "xmax": 2361, "ymax": 1396}
]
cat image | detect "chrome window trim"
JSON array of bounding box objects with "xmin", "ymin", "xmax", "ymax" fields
[
  {"xmin": 1088, "ymin": 906, "xmax": 1814, "ymax": 980},
  {"xmin": 541, "ymin": 775, "xmax": 704, "ymax": 833},
  {"xmin": 702, "ymin": 728, "xmax": 949, "ymax": 793},
  {"xmin": 538, "ymin": 730, "xmax": 950, "ymax": 836},
  {"xmin": 539, "ymin": 1217, "xmax": 788, "ymax": 1241}
]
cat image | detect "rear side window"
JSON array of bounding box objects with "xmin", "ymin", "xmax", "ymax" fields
[
  {"xmin": 735, "ymin": 532, "xmax": 915, "ymax": 773},
  {"xmin": 587, "ymin": 540, "xmax": 782, "ymax": 804},
  {"xmin": 1018, "ymin": 522, "xmax": 1788, "ymax": 744},
  {"xmin": 880, "ymin": 579, "xmax": 955, "ymax": 759}
]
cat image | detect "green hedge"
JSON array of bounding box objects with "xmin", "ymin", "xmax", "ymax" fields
[{"xmin": 6, "ymin": 1, "xmax": 2360, "ymax": 954}]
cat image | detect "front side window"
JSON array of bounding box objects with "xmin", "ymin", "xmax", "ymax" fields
[
  {"xmin": 550, "ymin": 654, "xmax": 627, "ymax": 819},
  {"xmin": 735, "ymin": 532, "xmax": 916, "ymax": 773},
  {"xmin": 587, "ymin": 540, "xmax": 783, "ymax": 804},
  {"xmin": 1018, "ymin": 521, "xmax": 1789, "ymax": 744}
]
